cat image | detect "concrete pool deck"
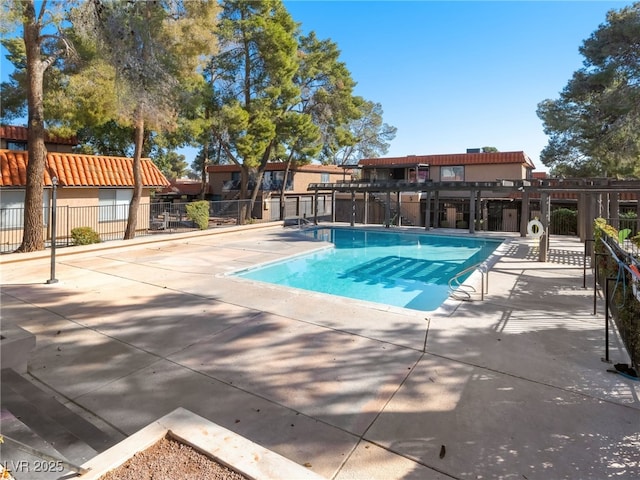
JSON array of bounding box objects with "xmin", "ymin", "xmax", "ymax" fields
[{"xmin": 1, "ymin": 223, "xmax": 639, "ymax": 479}]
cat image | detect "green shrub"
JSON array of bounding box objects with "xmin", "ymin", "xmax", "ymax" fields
[
  {"xmin": 71, "ymin": 227, "xmax": 101, "ymax": 245},
  {"xmin": 620, "ymin": 210, "xmax": 638, "ymax": 236},
  {"xmin": 186, "ymin": 201, "xmax": 210, "ymax": 230},
  {"xmin": 551, "ymin": 208, "xmax": 577, "ymax": 235},
  {"xmin": 620, "ymin": 210, "xmax": 637, "ymax": 219}
]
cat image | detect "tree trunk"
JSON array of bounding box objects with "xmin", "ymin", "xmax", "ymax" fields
[
  {"xmin": 248, "ymin": 169, "xmax": 266, "ymax": 221},
  {"xmin": 200, "ymin": 140, "xmax": 209, "ymax": 200},
  {"xmin": 18, "ymin": 0, "xmax": 47, "ymax": 252},
  {"xmin": 247, "ymin": 141, "xmax": 274, "ymax": 221},
  {"xmin": 124, "ymin": 111, "xmax": 144, "ymax": 240},
  {"xmin": 279, "ymin": 153, "xmax": 294, "ymax": 221}
]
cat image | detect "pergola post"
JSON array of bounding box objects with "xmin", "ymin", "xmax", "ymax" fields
[
  {"xmin": 396, "ymin": 191, "xmax": 402, "ymax": 226},
  {"xmin": 469, "ymin": 189, "xmax": 476, "ymax": 234},
  {"xmin": 385, "ymin": 191, "xmax": 391, "ymax": 228},
  {"xmin": 313, "ymin": 190, "xmax": 318, "ymax": 225},
  {"xmin": 331, "ymin": 190, "xmax": 336, "ymax": 223},
  {"xmin": 610, "ymin": 193, "xmax": 619, "ymax": 229},
  {"xmin": 520, "ymin": 191, "xmax": 530, "ymax": 237},
  {"xmin": 364, "ymin": 191, "xmax": 369, "ymax": 224},
  {"xmin": 539, "ymin": 192, "xmax": 551, "ymax": 262},
  {"xmin": 476, "ymin": 190, "xmax": 482, "ymax": 230},
  {"xmin": 578, "ymin": 192, "xmax": 593, "ymax": 242},
  {"xmin": 424, "ymin": 191, "xmax": 431, "ymax": 230},
  {"xmin": 350, "ymin": 190, "xmax": 356, "ymax": 227}
]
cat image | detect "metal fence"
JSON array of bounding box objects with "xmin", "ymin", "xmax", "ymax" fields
[
  {"xmin": 0, "ymin": 196, "xmax": 337, "ymax": 254},
  {"xmin": 595, "ymin": 226, "xmax": 640, "ymax": 369},
  {"xmin": 600, "ymin": 216, "xmax": 640, "ymax": 258},
  {"xmin": 0, "ymin": 200, "xmax": 252, "ymax": 253}
]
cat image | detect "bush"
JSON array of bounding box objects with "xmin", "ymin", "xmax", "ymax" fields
[
  {"xmin": 551, "ymin": 208, "xmax": 577, "ymax": 235},
  {"xmin": 186, "ymin": 201, "xmax": 210, "ymax": 230},
  {"xmin": 620, "ymin": 210, "xmax": 638, "ymax": 236},
  {"xmin": 71, "ymin": 227, "xmax": 101, "ymax": 245}
]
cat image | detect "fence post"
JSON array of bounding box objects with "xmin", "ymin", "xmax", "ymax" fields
[
  {"xmin": 593, "ymin": 252, "xmax": 607, "ymax": 315},
  {"xmin": 47, "ymin": 177, "xmax": 59, "ymax": 284},
  {"xmin": 583, "ymin": 239, "xmax": 594, "ymax": 289},
  {"xmin": 603, "ymin": 277, "xmax": 616, "ymax": 364}
]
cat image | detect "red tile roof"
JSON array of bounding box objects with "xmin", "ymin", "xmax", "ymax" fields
[
  {"xmin": 0, "ymin": 150, "xmax": 170, "ymax": 188},
  {"xmin": 359, "ymin": 151, "xmax": 535, "ymax": 169},
  {"xmin": 0, "ymin": 125, "xmax": 78, "ymax": 145},
  {"xmin": 159, "ymin": 179, "xmax": 204, "ymax": 196},
  {"xmin": 207, "ymin": 163, "xmax": 349, "ymax": 174}
]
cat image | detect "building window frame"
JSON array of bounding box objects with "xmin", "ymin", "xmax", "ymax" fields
[
  {"xmin": 440, "ymin": 165, "xmax": 465, "ymax": 182},
  {"xmin": 98, "ymin": 189, "xmax": 132, "ymax": 222},
  {"xmin": 6, "ymin": 141, "xmax": 27, "ymax": 151},
  {"xmin": 0, "ymin": 189, "xmax": 50, "ymax": 229}
]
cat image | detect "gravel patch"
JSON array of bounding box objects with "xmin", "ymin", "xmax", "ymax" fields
[{"xmin": 98, "ymin": 435, "xmax": 248, "ymax": 480}]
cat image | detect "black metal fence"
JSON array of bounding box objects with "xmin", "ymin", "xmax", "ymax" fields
[
  {"xmin": 0, "ymin": 200, "xmax": 251, "ymax": 253},
  {"xmin": 0, "ymin": 196, "xmax": 339, "ymax": 254},
  {"xmin": 594, "ymin": 222, "xmax": 640, "ymax": 370}
]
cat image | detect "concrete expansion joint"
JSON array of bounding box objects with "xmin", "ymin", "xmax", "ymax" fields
[
  {"xmin": 22, "ymin": 369, "xmax": 129, "ymax": 439},
  {"xmin": 425, "ymin": 351, "xmax": 639, "ymax": 410}
]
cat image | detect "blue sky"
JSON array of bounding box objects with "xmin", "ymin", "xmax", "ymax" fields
[
  {"xmin": 284, "ymin": 0, "xmax": 632, "ymax": 171},
  {"xmin": 1, "ymin": 1, "xmax": 632, "ymax": 172}
]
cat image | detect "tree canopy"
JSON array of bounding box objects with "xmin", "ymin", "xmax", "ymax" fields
[
  {"xmin": 72, "ymin": 0, "xmax": 220, "ymax": 238},
  {"xmin": 1, "ymin": 0, "xmax": 397, "ymax": 243},
  {"xmin": 323, "ymin": 99, "xmax": 396, "ymax": 165},
  {"xmin": 537, "ymin": 2, "xmax": 640, "ymax": 178},
  {"xmin": 0, "ymin": 0, "xmax": 76, "ymax": 251},
  {"xmin": 210, "ymin": 0, "xmax": 301, "ymax": 213}
]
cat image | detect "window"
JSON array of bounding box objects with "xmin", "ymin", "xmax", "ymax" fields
[
  {"xmin": 408, "ymin": 168, "xmax": 429, "ymax": 183},
  {"xmin": 440, "ymin": 166, "xmax": 464, "ymax": 182},
  {"xmin": 321, "ymin": 173, "xmax": 330, "ymax": 183},
  {"xmin": 98, "ymin": 189, "xmax": 132, "ymax": 222},
  {"xmin": 6, "ymin": 141, "xmax": 27, "ymax": 151},
  {"xmin": 0, "ymin": 189, "xmax": 50, "ymax": 228}
]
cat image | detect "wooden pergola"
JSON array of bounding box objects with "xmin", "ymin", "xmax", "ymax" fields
[{"xmin": 308, "ymin": 178, "xmax": 640, "ymax": 261}]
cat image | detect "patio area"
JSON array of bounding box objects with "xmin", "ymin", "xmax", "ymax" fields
[{"xmin": 1, "ymin": 224, "xmax": 638, "ymax": 479}]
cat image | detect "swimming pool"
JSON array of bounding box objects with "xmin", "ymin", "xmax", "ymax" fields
[{"xmin": 236, "ymin": 227, "xmax": 504, "ymax": 312}]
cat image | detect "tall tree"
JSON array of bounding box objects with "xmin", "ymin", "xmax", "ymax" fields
[
  {"xmin": 1, "ymin": 0, "xmax": 75, "ymax": 252},
  {"xmin": 537, "ymin": 2, "xmax": 640, "ymax": 177},
  {"xmin": 156, "ymin": 150, "xmax": 188, "ymax": 179},
  {"xmin": 74, "ymin": 0, "xmax": 219, "ymax": 238},
  {"xmin": 211, "ymin": 0, "xmax": 300, "ymax": 220},
  {"xmin": 275, "ymin": 32, "xmax": 359, "ymax": 219},
  {"xmin": 323, "ymin": 99, "xmax": 397, "ymax": 165}
]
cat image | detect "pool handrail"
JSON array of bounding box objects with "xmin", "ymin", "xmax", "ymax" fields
[{"xmin": 448, "ymin": 262, "xmax": 488, "ymax": 301}]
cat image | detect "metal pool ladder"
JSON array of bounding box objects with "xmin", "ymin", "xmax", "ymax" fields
[{"xmin": 448, "ymin": 263, "xmax": 488, "ymax": 301}]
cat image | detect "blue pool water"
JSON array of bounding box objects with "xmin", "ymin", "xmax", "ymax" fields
[{"xmin": 236, "ymin": 228, "xmax": 503, "ymax": 312}]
